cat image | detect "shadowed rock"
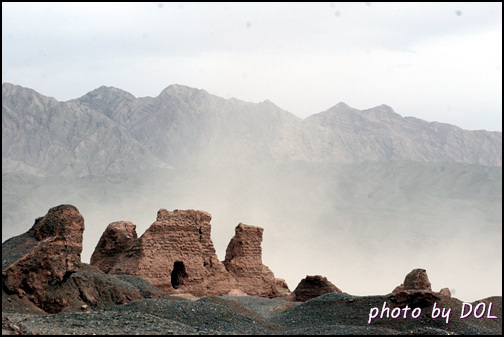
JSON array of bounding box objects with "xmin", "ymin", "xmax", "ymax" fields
[
  {"xmin": 288, "ymin": 275, "xmax": 342, "ymax": 302},
  {"xmin": 90, "ymin": 221, "xmax": 138, "ymax": 273},
  {"xmin": 2, "ymin": 205, "xmax": 84, "ymax": 304}
]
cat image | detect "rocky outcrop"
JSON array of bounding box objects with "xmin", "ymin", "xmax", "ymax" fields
[
  {"xmin": 287, "ymin": 275, "xmax": 342, "ymax": 302},
  {"xmin": 2, "ymin": 205, "xmax": 84, "ymax": 304},
  {"xmin": 2, "ymin": 262, "xmax": 169, "ymax": 314},
  {"xmin": 97, "ymin": 209, "xmax": 240, "ymax": 296},
  {"xmin": 439, "ymin": 287, "xmax": 452, "ymax": 297},
  {"xmin": 41, "ymin": 263, "xmax": 168, "ymax": 313},
  {"xmin": 223, "ymin": 223, "xmax": 290, "ymax": 298},
  {"xmin": 2, "ymin": 205, "xmax": 170, "ymax": 314},
  {"xmin": 390, "ymin": 268, "xmax": 450, "ymax": 307},
  {"xmin": 90, "ymin": 221, "xmax": 138, "ymax": 273},
  {"xmin": 393, "ymin": 268, "xmax": 432, "ymax": 291}
]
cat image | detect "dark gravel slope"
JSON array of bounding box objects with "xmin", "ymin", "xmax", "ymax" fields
[
  {"xmin": 270, "ymin": 293, "xmax": 502, "ymax": 335},
  {"xmin": 2, "ymin": 293, "xmax": 502, "ymax": 335}
]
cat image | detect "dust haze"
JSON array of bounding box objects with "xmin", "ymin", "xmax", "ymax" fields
[{"xmin": 3, "ymin": 161, "xmax": 501, "ymax": 302}]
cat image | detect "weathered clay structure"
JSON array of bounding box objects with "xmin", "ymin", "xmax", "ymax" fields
[
  {"xmin": 91, "ymin": 209, "xmax": 290, "ymax": 297},
  {"xmin": 288, "ymin": 275, "xmax": 342, "ymax": 302},
  {"xmin": 393, "ymin": 268, "xmax": 432, "ymax": 292},
  {"xmin": 90, "ymin": 221, "xmax": 138, "ymax": 273},
  {"xmin": 390, "ymin": 268, "xmax": 450, "ymax": 307},
  {"xmin": 98, "ymin": 209, "xmax": 238, "ymax": 296},
  {"xmin": 223, "ymin": 223, "xmax": 290, "ymax": 298}
]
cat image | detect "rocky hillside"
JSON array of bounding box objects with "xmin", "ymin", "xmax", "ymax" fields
[
  {"xmin": 2, "ymin": 83, "xmax": 501, "ymax": 177},
  {"xmin": 307, "ymin": 102, "xmax": 502, "ymax": 165},
  {"xmin": 2, "ymin": 83, "xmax": 159, "ymax": 177}
]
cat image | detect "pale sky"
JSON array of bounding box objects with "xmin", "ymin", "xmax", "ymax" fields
[{"xmin": 2, "ymin": 2, "xmax": 502, "ymax": 131}]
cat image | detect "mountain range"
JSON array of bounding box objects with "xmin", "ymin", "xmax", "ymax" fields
[
  {"xmin": 2, "ymin": 83, "xmax": 501, "ymax": 177},
  {"xmin": 2, "ymin": 82, "xmax": 502, "ymax": 302}
]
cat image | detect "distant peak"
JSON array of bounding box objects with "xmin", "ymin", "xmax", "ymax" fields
[
  {"xmin": 325, "ymin": 102, "xmax": 358, "ymax": 114},
  {"xmin": 85, "ymin": 85, "xmax": 134, "ymax": 97},
  {"xmin": 378, "ymin": 104, "xmax": 392, "ymax": 109},
  {"xmin": 335, "ymin": 102, "xmax": 350, "ymax": 108},
  {"xmin": 2, "ymin": 83, "xmax": 58, "ymax": 102},
  {"xmin": 96, "ymin": 85, "xmax": 120, "ymax": 91},
  {"xmin": 159, "ymin": 84, "xmax": 209, "ymax": 98},
  {"xmin": 363, "ymin": 104, "xmax": 401, "ymax": 117},
  {"xmin": 260, "ymin": 99, "xmax": 278, "ymax": 107},
  {"xmin": 376, "ymin": 104, "xmax": 395, "ymax": 112},
  {"xmin": 78, "ymin": 86, "xmax": 135, "ymax": 102},
  {"xmin": 2, "ymin": 82, "xmax": 36, "ymax": 94},
  {"xmin": 164, "ymin": 84, "xmax": 188, "ymax": 91},
  {"xmin": 162, "ymin": 84, "xmax": 200, "ymax": 93}
]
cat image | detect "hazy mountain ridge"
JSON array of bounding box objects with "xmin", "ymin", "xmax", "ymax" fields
[
  {"xmin": 2, "ymin": 83, "xmax": 501, "ymax": 177},
  {"xmin": 306, "ymin": 102, "xmax": 502, "ymax": 165},
  {"xmin": 73, "ymin": 84, "xmax": 310, "ymax": 167},
  {"xmin": 2, "ymin": 83, "xmax": 159, "ymax": 176}
]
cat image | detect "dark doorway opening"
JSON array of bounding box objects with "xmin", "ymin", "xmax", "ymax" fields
[{"xmin": 171, "ymin": 261, "xmax": 188, "ymax": 289}]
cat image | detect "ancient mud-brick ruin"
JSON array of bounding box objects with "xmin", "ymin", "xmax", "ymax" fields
[
  {"xmin": 90, "ymin": 221, "xmax": 137, "ymax": 273},
  {"xmin": 90, "ymin": 209, "xmax": 290, "ymax": 298},
  {"xmin": 224, "ymin": 223, "xmax": 290, "ymax": 297},
  {"xmin": 390, "ymin": 268, "xmax": 451, "ymax": 307}
]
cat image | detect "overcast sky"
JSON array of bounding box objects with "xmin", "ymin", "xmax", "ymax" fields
[{"xmin": 2, "ymin": 2, "xmax": 502, "ymax": 131}]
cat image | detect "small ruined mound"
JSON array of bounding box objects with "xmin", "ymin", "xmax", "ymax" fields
[
  {"xmin": 223, "ymin": 223, "xmax": 291, "ymax": 298},
  {"xmin": 2, "ymin": 205, "xmax": 84, "ymax": 305},
  {"xmin": 395, "ymin": 268, "xmax": 432, "ymax": 291},
  {"xmin": 390, "ymin": 268, "xmax": 449, "ymax": 307},
  {"xmin": 2, "ymin": 205, "xmax": 169, "ymax": 314},
  {"xmin": 90, "ymin": 221, "xmax": 137, "ymax": 273},
  {"xmin": 97, "ymin": 209, "xmax": 239, "ymax": 296},
  {"xmin": 287, "ymin": 275, "xmax": 342, "ymax": 302}
]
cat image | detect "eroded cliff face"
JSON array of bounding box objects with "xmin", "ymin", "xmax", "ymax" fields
[
  {"xmin": 2, "ymin": 205, "xmax": 84, "ymax": 304},
  {"xmin": 223, "ymin": 223, "xmax": 290, "ymax": 298},
  {"xmin": 91, "ymin": 210, "xmax": 290, "ymax": 298},
  {"xmin": 2, "ymin": 205, "xmax": 171, "ymax": 314}
]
